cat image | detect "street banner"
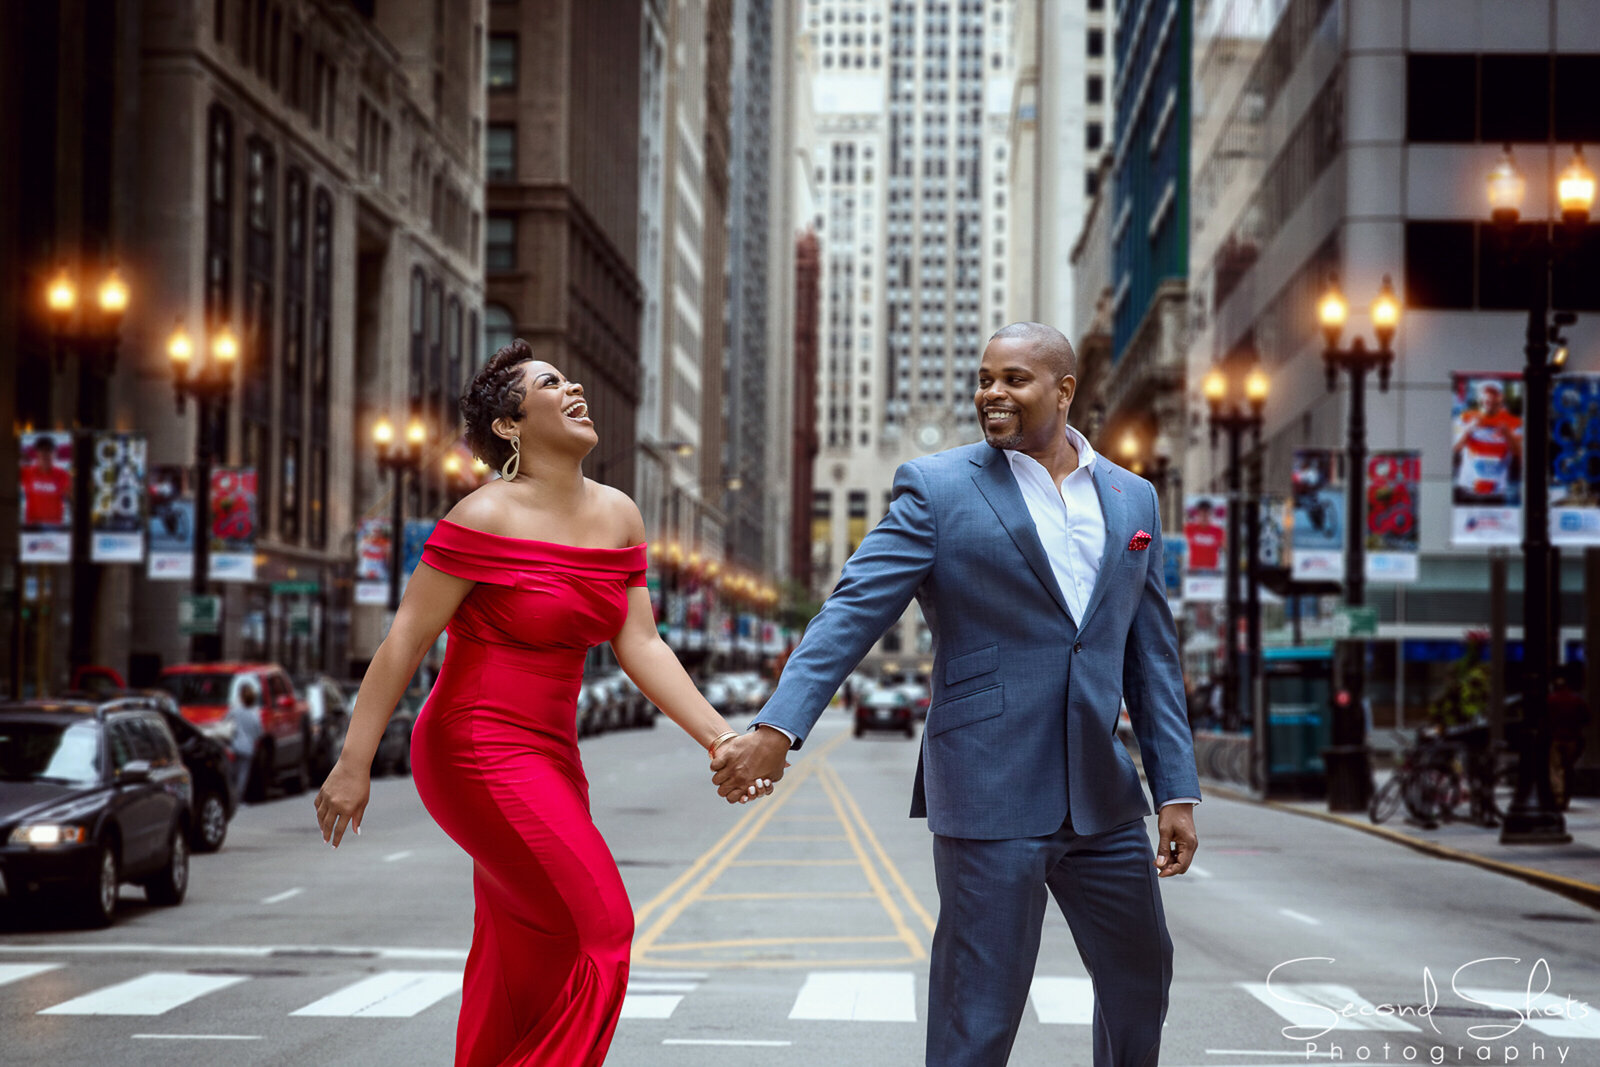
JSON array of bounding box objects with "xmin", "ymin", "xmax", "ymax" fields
[
  {"xmin": 1451, "ymin": 371, "xmax": 1523, "ymax": 545},
  {"xmin": 147, "ymin": 465, "xmax": 194, "ymax": 580},
  {"xmin": 90, "ymin": 433, "xmax": 147, "ymax": 563},
  {"xmin": 1163, "ymin": 534, "xmax": 1185, "ymax": 603},
  {"xmin": 1551, "ymin": 372, "xmax": 1600, "ymax": 544},
  {"xmin": 355, "ymin": 518, "xmax": 392, "ymax": 605},
  {"xmin": 1258, "ymin": 494, "xmax": 1287, "ymax": 569},
  {"xmin": 1182, "ymin": 494, "xmax": 1227, "ymax": 601},
  {"xmin": 208, "ymin": 468, "xmax": 257, "ymax": 582},
  {"xmin": 1366, "ymin": 450, "xmax": 1420, "ymax": 582},
  {"xmin": 1290, "ymin": 449, "xmax": 1344, "ymax": 581},
  {"xmin": 401, "ymin": 519, "xmax": 436, "ymax": 594},
  {"xmin": 18, "ymin": 431, "xmax": 74, "ymax": 563}
]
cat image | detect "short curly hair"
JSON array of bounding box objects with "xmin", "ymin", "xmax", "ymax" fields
[{"xmin": 461, "ymin": 339, "xmax": 536, "ymax": 471}]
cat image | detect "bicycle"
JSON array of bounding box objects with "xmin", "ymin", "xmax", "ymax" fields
[{"xmin": 1369, "ymin": 725, "xmax": 1516, "ymax": 828}]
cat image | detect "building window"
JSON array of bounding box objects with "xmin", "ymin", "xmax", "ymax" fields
[
  {"xmin": 1087, "ymin": 28, "xmax": 1103, "ymax": 58},
  {"xmin": 308, "ymin": 187, "xmax": 333, "ymax": 550},
  {"xmin": 488, "ymin": 35, "xmax": 517, "ymax": 90},
  {"xmin": 486, "ymin": 215, "xmax": 516, "ymax": 271},
  {"xmin": 205, "ymin": 104, "xmax": 233, "ymax": 325},
  {"xmin": 486, "ymin": 123, "xmax": 515, "ymax": 181},
  {"xmin": 1087, "ymin": 75, "xmax": 1103, "ymax": 105},
  {"xmin": 1406, "ymin": 54, "xmax": 1475, "ymax": 143},
  {"xmin": 409, "ymin": 267, "xmax": 427, "ymax": 392},
  {"xmin": 1086, "ymin": 168, "xmax": 1099, "ymax": 197},
  {"xmin": 1086, "ymin": 122, "xmax": 1103, "ymax": 151},
  {"xmin": 484, "ymin": 303, "xmax": 515, "ymax": 356}
]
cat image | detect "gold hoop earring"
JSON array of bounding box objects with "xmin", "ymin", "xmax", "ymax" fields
[{"xmin": 501, "ymin": 437, "xmax": 521, "ymax": 482}]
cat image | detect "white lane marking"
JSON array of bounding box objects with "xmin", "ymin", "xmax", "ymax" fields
[
  {"xmin": 291, "ymin": 971, "xmax": 462, "ymax": 1018},
  {"xmin": 39, "ymin": 973, "xmax": 248, "ymax": 1016},
  {"xmin": 382, "ymin": 850, "xmax": 414, "ymax": 862},
  {"xmin": 630, "ymin": 971, "xmax": 708, "ymax": 980},
  {"xmin": 1454, "ymin": 989, "xmax": 1600, "ymax": 1038},
  {"xmin": 131, "ymin": 1034, "xmax": 263, "ymax": 1041},
  {"xmin": 626, "ymin": 982, "xmax": 698, "ymax": 993},
  {"xmin": 1185, "ymin": 864, "xmax": 1213, "ymax": 878},
  {"xmin": 0, "ymin": 963, "xmax": 63, "ymax": 988},
  {"xmin": 663, "ymin": 1039, "xmax": 794, "ymax": 1047},
  {"xmin": 1277, "ymin": 908, "xmax": 1321, "ymax": 926},
  {"xmin": 621, "ymin": 994, "xmax": 684, "ymax": 1019},
  {"xmin": 1029, "ymin": 976, "xmax": 1095, "ymax": 1025},
  {"xmin": 261, "ymin": 888, "xmax": 304, "ymax": 905},
  {"xmin": 788, "ymin": 971, "xmax": 917, "ymax": 1022},
  {"xmin": 0, "ymin": 943, "xmax": 468, "ymax": 961},
  {"xmin": 1238, "ymin": 983, "xmax": 1420, "ymax": 1033}
]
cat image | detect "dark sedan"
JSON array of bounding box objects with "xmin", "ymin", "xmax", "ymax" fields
[
  {"xmin": 854, "ymin": 688, "xmax": 916, "ymax": 739},
  {"xmin": 0, "ymin": 697, "xmax": 193, "ymax": 926}
]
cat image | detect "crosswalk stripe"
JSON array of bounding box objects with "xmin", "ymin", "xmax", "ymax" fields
[
  {"xmin": 621, "ymin": 994, "xmax": 684, "ymax": 1019},
  {"xmin": 0, "ymin": 963, "xmax": 63, "ymax": 989},
  {"xmin": 38, "ymin": 972, "xmax": 247, "ymax": 1016},
  {"xmin": 1239, "ymin": 983, "xmax": 1421, "ymax": 1033},
  {"xmin": 1455, "ymin": 989, "xmax": 1600, "ymax": 1039},
  {"xmin": 290, "ymin": 971, "xmax": 462, "ymax": 1018},
  {"xmin": 788, "ymin": 971, "xmax": 917, "ymax": 1022},
  {"xmin": 1030, "ymin": 976, "xmax": 1095, "ymax": 1025},
  {"xmin": 626, "ymin": 982, "xmax": 698, "ymax": 993}
]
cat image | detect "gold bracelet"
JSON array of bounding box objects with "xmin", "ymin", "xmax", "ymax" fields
[{"xmin": 708, "ymin": 730, "xmax": 739, "ymax": 757}]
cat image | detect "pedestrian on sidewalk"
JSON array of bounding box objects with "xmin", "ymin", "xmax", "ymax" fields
[
  {"xmin": 226, "ymin": 678, "xmax": 263, "ymax": 802},
  {"xmin": 1549, "ymin": 671, "xmax": 1590, "ymax": 811}
]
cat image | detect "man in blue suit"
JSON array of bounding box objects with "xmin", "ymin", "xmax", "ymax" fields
[{"xmin": 713, "ymin": 322, "xmax": 1200, "ymax": 1066}]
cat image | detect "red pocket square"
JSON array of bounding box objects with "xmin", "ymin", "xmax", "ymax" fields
[{"xmin": 1127, "ymin": 530, "xmax": 1153, "ymax": 551}]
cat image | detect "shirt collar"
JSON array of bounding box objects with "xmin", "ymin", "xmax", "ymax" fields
[{"xmin": 1004, "ymin": 423, "xmax": 1097, "ymax": 481}]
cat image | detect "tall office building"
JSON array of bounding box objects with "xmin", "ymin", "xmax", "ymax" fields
[
  {"xmin": 1007, "ymin": 0, "xmax": 1114, "ymax": 336},
  {"xmin": 803, "ymin": 0, "xmax": 1017, "ymax": 667}
]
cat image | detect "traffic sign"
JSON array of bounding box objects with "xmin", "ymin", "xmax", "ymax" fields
[
  {"xmin": 271, "ymin": 580, "xmax": 321, "ymax": 595},
  {"xmin": 179, "ymin": 595, "xmax": 222, "ymax": 636},
  {"xmin": 1332, "ymin": 605, "xmax": 1378, "ymax": 638}
]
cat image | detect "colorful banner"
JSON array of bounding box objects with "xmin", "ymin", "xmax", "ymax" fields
[
  {"xmin": 1163, "ymin": 534, "xmax": 1185, "ymax": 602},
  {"xmin": 90, "ymin": 433, "xmax": 147, "ymax": 563},
  {"xmin": 1551, "ymin": 373, "xmax": 1600, "ymax": 545},
  {"xmin": 1182, "ymin": 494, "xmax": 1227, "ymax": 601},
  {"xmin": 1258, "ymin": 494, "xmax": 1287, "ymax": 569},
  {"xmin": 1451, "ymin": 372, "xmax": 1523, "ymax": 545},
  {"xmin": 1290, "ymin": 449, "xmax": 1344, "ymax": 581},
  {"xmin": 1366, "ymin": 450, "xmax": 1420, "ymax": 582},
  {"xmin": 208, "ymin": 468, "xmax": 257, "ymax": 582},
  {"xmin": 401, "ymin": 519, "xmax": 436, "ymax": 595},
  {"xmin": 147, "ymin": 465, "xmax": 194, "ymax": 580},
  {"xmin": 355, "ymin": 518, "xmax": 392, "ymax": 605},
  {"xmin": 19, "ymin": 431, "xmax": 74, "ymax": 562}
]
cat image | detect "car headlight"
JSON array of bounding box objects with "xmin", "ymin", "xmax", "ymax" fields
[{"xmin": 9, "ymin": 824, "xmax": 88, "ymax": 847}]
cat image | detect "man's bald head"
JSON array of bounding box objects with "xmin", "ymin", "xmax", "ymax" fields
[{"xmin": 987, "ymin": 322, "xmax": 1077, "ymax": 381}]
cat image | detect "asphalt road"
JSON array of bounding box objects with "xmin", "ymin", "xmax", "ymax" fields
[{"xmin": 3, "ymin": 709, "xmax": 1598, "ymax": 1067}]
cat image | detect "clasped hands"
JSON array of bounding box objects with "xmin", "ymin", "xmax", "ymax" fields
[{"xmin": 710, "ymin": 726, "xmax": 792, "ymax": 804}]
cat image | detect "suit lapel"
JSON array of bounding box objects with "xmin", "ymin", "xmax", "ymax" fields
[
  {"xmin": 1075, "ymin": 457, "xmax": 1129, "ymax": 635},
  {"xmin": 970, "ymin": 447, "xmax": 1075, "ymax": 624}
]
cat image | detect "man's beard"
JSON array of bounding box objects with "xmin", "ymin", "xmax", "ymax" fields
[{"xmin": 982, "ymin": 423, "xmax": 1026, "ymax": 450}]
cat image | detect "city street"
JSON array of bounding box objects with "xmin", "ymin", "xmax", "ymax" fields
[{"xmin": 2, "ymin": 713, "xmax": 1599, "ymax": 1067}]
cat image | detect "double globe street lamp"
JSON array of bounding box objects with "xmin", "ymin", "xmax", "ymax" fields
[
  {"xmin": 1484, "ymin": 143, "xmax": 1595, "ymax": 844},
  {"xmin": 373, "ymin": 415, "xmax": 428, "ymax": 612},
  {"xmin": 1316, "ymin": 274, "xmax": 1400, "ymax": 812}
]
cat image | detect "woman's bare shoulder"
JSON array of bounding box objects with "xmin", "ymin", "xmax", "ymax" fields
[
  {"xmin": 443, "ymin": 484, "xmax": 517, "ymax": 536},
  {"xmin": 587, "ymin": 481, "xmax": 646, "ymax": 545}
]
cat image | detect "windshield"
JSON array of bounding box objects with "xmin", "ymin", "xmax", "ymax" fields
[
  {"xmin": 0, "ymin": 720, "xmax": 102, "ymax": 785},
  {"xmin": 158, "ymin": 673, "xmax": 235, "ymax": 704}
]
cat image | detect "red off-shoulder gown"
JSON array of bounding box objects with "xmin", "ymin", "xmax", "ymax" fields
[{"xmin": 410, "ymin": 519, "xmax": 647, "ymax": 1066}]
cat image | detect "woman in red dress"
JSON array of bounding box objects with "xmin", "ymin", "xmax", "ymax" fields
[{"xmin": 314, "ymin": 340, "xmax": 775, "ymax": 1065}]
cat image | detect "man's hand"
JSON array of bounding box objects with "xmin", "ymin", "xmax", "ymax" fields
[
  {"xmin": 1154, "ymin": 803, "xmax": 1197, "ymax": 877},
  {"xmin": 711, "ymin": 726, "xmax": 792, "ymax": 804}
]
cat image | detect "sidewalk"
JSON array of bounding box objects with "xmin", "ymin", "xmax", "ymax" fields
[{"xmin": 1203, "ymin": 774, "xmax": 1600, "ymax": 909}]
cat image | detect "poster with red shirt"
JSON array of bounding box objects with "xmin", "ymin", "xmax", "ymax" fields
[
  {"xmin": 1366, "ymin": 451, "xmax": 1420, "ymax": 582},
  {"xmin": 1181, "ymin": 494, "xmax": 1227, "ymax": 602},
  {"xmin": 1451, "ymin": 372, "xmax": 1523, "ymax": 545},
  {"xmin": 18, "ymin": 431, "xmax": 74, "ymax": 562},
  {"xmin": 208, "ymin": 468, "xmax": 257, "ymax": 582}
]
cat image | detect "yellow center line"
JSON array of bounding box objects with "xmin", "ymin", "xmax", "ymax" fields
[
  {"xmin": 728, "ymin": 858, "xmax": 859, "ymax": 867},
  {"xmin": 648, "ymin": 934, "xmax": 904, "ymax": 952},
  {"xmin": 816, "ymin": 760, "xmax": 927, "ymax": 962},
  {"xmin": 753, "ymin": 834, "xmax": 850, "ymax": 842},
  {"xmin": 699, "ymin": 891, "xmax": 877, "ymax": 902},
  {"xmin": 820, "ymin": 761, "xmax": 939, "ymax": 937},
  {"xmin": 771, "ymin": 814, "xmax": 838, "ymax": 822}
]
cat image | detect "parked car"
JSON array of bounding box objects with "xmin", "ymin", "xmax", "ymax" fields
[
  {"xmin": 341, "ymin": 673, "xmax": 421, "ymax": 778},
  {"xmin": 896, "ymin": 681, "xmax": 932, "ymax": 722},
  {"xmin": 722, "ymin": 672, "xmax": 773, "ymax": 713},
  {"xmin": 702, "ymin": 678, "xmax": 737, "ymax": 717},
  {"xmin": 0, "ymin": 696, "xmax": 193, "ymax": 926},
  {"xmin": 854, "ymin": 687, "xmax": 916, "ymax": 739},
  {"xmin": 156, "ymin": 663, "xmax": 312, "ymax": 801},
  {"xmin": 293, "ymin": 674, "xmax": 352, "ymax": 783}
]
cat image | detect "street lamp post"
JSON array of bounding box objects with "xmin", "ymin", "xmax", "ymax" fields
[
  {"xmin": 170, "ymin": 319, "xmax": 240, "ymax": 662},
  {"xmin": 1203, "ymin": 355, "xmax": 1269, "ymax": 736},
  {"xmin": 1317, "ymin": 274, "xmax": 1400, "ymax": 812},
  {"xmin": 373, "ymin": 415, "xmax": 427, "ymax": 612},
  {"xmin": 1484, "ymin": 143, "xmax": 1594, "ymax": 844}
]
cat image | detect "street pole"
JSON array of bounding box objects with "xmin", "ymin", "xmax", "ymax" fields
[
  {"xmin": 1222, "ymin": 424, "xmax": 1244, "ymax": 734},
  {"xmin": 387, "ymin": 465, "xmax": 405, "ymax": 613},
  {"xmin": 190, "ymin": 398, "xmax": 215, "ymax": 663},
  {"xmin": 1246, "ymin": 425, "xmax": 1265, "ymax": 791},
  {"xmin": 1327, "ymin": 357, "xmax": 1374, "ymax": 812}
]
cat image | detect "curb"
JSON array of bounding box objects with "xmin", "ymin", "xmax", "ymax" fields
[{"xmin": 1201, "ymin": 780, "xmax": 1600, "ymax": 912}]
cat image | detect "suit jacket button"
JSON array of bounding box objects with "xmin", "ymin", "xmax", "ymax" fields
[{"xmin": 1073, "ymin": 641, "xmax": 1083, "ymax": 654}]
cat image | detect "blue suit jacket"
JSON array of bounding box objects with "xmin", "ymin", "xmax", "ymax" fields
[{"xmin": 753, "ymin": 441, "xmax": 1201, "ymax": 840}]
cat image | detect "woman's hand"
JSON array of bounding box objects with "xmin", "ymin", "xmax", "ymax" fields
[{"xmin": 313, "ymin": 758, "xmax": 371, "ymax": 848}]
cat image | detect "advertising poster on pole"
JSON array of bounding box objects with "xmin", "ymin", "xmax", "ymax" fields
[
  {"xmin": 401, "ymin": 519, "xmax": 436, "ymax": 595},
  {"xmin": 18, "ymin": 431, "xmax": 74, "ymax": 563},
  {"xmin": 208, "ymin": 468, "xmax": 258, "ymax": 581},
  {"xmin": 1181, "ymin": 494, "xmax": 1227, "ymax": 601},
  {"xmin": 147, "ymin": 465, "xmax": 194, "ymax": 580},
  {"xmin": 1366, "ymin": 450, "xmax": 1420, "ymax": 582},
  {"xmin": 90, "ymin": 433, "xmax": 147, "ymax": 563},
  {"xmin": 355, "ymin": 518, "xmax": 392, "ymax": 605},
  {"xmin": 1551, "ymin": 372, "xmax": 1600, "ymax": 545},
  {"xmin": 1290, "ymin": 449, "xmax": 1344, "ymax": 581},
  {"xmin": 1258, "ymin": 494, "xmax": 1287, "ymax": 569},
  {"xmin": 1450, "ymin": 372, "xmax": 1523, "ymax": 545},
  {"xmin": 1163, "ymin": 535, "xmax": 1185, "ymax": 603}
]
